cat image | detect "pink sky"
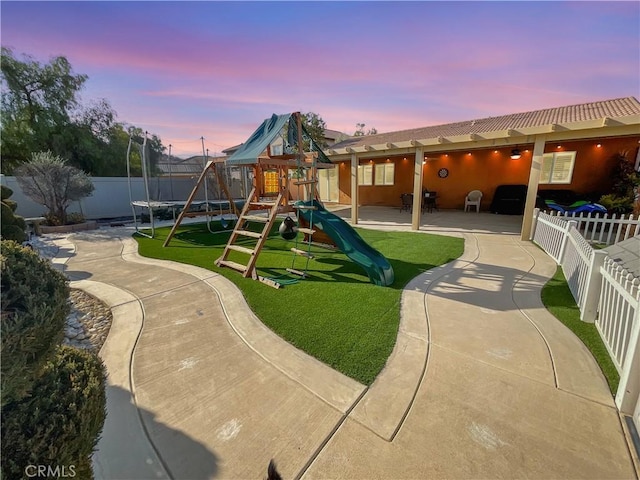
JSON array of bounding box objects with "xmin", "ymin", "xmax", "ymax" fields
[{"xmin": 2, "ymin": 1, "xmax": 639, "ymax": 157}]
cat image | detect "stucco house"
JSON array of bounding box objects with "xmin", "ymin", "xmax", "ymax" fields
[{"xmin": 323, "ymin": 96, "xmax": 640, "ymax": 238}]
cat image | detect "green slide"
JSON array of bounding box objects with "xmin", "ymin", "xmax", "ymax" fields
[{"xmin": 295, "ymin": 200, "xmax": 395, "ymax": 287}]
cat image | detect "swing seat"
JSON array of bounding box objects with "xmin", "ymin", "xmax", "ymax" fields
[
  {"xmin": 220, "ymin": 215, "xmax": 236, "ymax": 230},
  {"xmin": 279, "ymin": 216, "xmax": 298, "ymax": 240}
]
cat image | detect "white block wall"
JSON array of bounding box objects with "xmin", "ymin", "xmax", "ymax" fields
[{"xmin": 1, "ymin": 175, "xmax": 223, "ymax": 220}]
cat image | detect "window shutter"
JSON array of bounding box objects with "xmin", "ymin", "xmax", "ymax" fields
[
  {"xmin": 373, "ymin": 164, "xmax": 396, "ymax": 186},
  {"xmin": 384, "ymin": 164, "xmax": 395, "ymax": 185},
  {"xmin": 374, "ymin": 164, "xmax": 384, "ymax": 185},
  {"xmin": 551, "ymin": 152, "xmax": 575, "ymax": 183},
  {"xmin": 540, "ymin": 154, "xmax": 553, "ymax": 183},
  {"xmin": 358, "ymin": 165, "xmax": 373, "ymax": 185}
]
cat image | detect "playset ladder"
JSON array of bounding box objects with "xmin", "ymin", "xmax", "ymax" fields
[{"xmin": 215, "ymin": 182, "xmax": 288, "ymax": 280}]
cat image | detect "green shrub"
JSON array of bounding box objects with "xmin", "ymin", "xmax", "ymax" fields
[
  {"xmin": 1, "ymin": 185, "xmax": 27, "ymax": 243},
  {"xmin": 598, "ymin": 193, "xmax": 634, "ymax": 215},
  {"xmin": 66, "ymin": 212, "xmax": 86, "ymax": 225},
  {"xmin": 43, "ymin": 211, "xmax": 86, "ymax": 226},
  {"xmin": 43, "ymin": 211, "xmax": 64, "ymax": 226},
  {"xmin": 1, "ymin": 240, "xmax": 70, "ymax": 406},
  {"xmin": 599, "ymin": 151, "xmax": 640, "ymax": 214},
  {"xmin": 1, "ymin": 345, "xmax": 107, "ymax": 480},
  {"xmin": 1, "ymin": 185, "xmax": 11, "ymax": 201}
]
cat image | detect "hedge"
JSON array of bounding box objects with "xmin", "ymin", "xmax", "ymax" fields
[
  {"xmin": 1, "ymin": 185, "xmax": 27, "ymax": 243},
  {"xmin": 1, "ymin": 345, "xmax": 107, "ymax": 479},
  {"xmin": 1, "ymin": 240, "xmax": 69, "ymax": 406}
]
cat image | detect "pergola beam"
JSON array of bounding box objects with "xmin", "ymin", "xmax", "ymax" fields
[{"xmin": 327, "ymin": 116, "xmax": 640, "ymax": 158}]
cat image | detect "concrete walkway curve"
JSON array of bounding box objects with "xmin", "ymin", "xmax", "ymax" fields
[
  {"xmin": 48, "ymin": 229, "xmax": 364, "ymax": 480},
  {"xmin": 304, "ymin": 233, "xmax": 635, "ymax": 479},
  {"xmin": 42, "ymin": 221, "xmax": 637, "ymax": 480}
]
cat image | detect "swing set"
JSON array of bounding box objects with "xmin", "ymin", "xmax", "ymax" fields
[
  {"xmin": 212, "ymin": 112, "xmax": 335, "ymax": 288},
  {"xmin": 128, "ymin": 133, "xmax": 243, "ymax": 239},
  {"xmin": 162, "ymin": 112, "xmax": 394, "ymax": 288}
]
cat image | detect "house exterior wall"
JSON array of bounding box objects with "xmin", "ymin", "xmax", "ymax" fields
[
  {"xmin": 335, "ymin": 135, "xmax": 640, "ymax": 210},
  {"xmin": 541, "ymin": 136, "xmax": 638, "ymax": 195}
]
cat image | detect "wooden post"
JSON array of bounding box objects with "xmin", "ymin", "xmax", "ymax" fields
[
  {"xmin": 254, "ymin": 163, "xmax": 263, "ymax": 203},
  {"xmin": 530, "ymin": 207, "xmax": 541, "ymax": 241},
  {"xmin": 521, "ymin": 135, "xmax": 546, "ymax": 240},
  {"xmin": 213, "ymin": 162, "xmax": 240, "ymax": 217},
  {"xmin": 163, "ymin": 161, "xmax": 213, "ymax": 247},
  {"xmin": 350, "ymin": 153, "xmax": 359, "ymax": 225},
  {"xmin": 412, "ymin": 147, "xmax": 424, "ymax": 231}
]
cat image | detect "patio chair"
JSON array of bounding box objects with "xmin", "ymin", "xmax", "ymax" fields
[
  {"xmin": 422, "ymin": 190, "xmax": 438, "ymax": 213},
  {"xmin": 400, "ymin": 193, "xmax": 413, "ymax": 212},
  {"xmin": 464, "ymin": 190, "xmax": 483, "ymax": 212}
]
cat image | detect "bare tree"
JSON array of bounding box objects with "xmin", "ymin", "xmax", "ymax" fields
[{"xmin": 15, "ymin": 151, "xmax": 94, "ymax": 225}]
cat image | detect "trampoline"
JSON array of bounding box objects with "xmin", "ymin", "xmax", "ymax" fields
[{"xmin": 127, "ymin": 134, "xmax": 244, "ymax": 238}]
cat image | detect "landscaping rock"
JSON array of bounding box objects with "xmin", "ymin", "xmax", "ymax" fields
[{"xmin": 63, "ymin": 289, "xmax": 112, "ymax": 352}]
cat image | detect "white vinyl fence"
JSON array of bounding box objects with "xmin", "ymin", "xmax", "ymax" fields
[
  {"xmin": 597, "ymin": 258, "xmax": 640, "ymax": 415},
  {"xmin": 597, "ymin": 258, "xmax": 640, "ymax": 370},
  {"xmin": 561, "ymin": 224, "xmax": 607, "ymax": 322},
  {"xmin": 531, "ymin": 208, "xmax": 640, "ymax": 419},
  {"xmin": 546, "ymin": 210, "xmax": 640, "ymax": 246},
  {"xmin": 529, "ymin": 210, "xmax": 570, "ymax": 262}
]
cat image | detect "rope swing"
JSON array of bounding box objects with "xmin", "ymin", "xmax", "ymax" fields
[{"xmin": 266, "ymin": 116, "xmax": 319, "ymax": 285}]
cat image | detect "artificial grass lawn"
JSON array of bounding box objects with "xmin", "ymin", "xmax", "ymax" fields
[
  {"xmin": 135, "ymin": 221, "xmax": 463, "ymax": 385},
  {"xmin": 541, "ymin": 266, "xmax": 619, "ymax": 393}
]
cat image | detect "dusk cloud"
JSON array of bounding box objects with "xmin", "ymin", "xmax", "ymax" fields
[{"xmin": 2, "ymin": 1, "xmax": 638, "ymax": 157}]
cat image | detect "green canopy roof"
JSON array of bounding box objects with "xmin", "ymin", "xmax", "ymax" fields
[
  {"xmin": 226, "ymin": 112, "xmax": 333, "ymax": 166},
  {"xmin": 225, "ymin": 113, "xmax": 291, "ymax": 166}
]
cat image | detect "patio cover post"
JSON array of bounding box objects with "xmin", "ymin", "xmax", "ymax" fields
[
  {"xmin": 350, "ymin": 153, "xmax": 359, "ymax": 225},
  {"xmin": 412, "ymin": 147, "xmax": 424, "ymax": 230},
  {"xmin": 521, "ymin": 135, "xmax": 547, "ymax": 240}
]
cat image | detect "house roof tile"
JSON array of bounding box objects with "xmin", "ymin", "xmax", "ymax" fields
[{"xmin": 331, "ymin": 97, "xmax": 640, "ymax": 150}]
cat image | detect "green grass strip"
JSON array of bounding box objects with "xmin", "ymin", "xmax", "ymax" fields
[
  {"xmin": 135, "ymin": 221, "xmax": 463, "ymax": 385},
  {"xmin": 541, "ymin": 266, "xmax": 619, "ymax": 393}
]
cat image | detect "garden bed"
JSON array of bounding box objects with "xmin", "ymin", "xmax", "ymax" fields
[{"xmin": 40, "ymin": 221, "xmax": 98, "ymax": 234}]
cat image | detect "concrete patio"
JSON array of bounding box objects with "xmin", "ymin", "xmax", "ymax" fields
[
  {"xmin": 330, "ymin": 205, "xmax": 524, "ymax": 236},
  {"xmin": 41, "ymin": 208, "xmax": 638, "ymax": 479}
]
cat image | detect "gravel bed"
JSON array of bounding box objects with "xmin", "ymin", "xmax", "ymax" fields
[
  {"xmin": 64, "ymin": 289, "xmax": 113, "ymax": 352},
  {"xmin": 27, "ymin": 234, "xmax": 114, "ymax": 352}
]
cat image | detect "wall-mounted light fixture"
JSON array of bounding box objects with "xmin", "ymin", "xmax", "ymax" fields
[{"xmin": 510, "ymin": 148, "xmax": 522, "ymax": 160}]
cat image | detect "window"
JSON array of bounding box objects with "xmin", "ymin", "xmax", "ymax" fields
[
  {"xmin": 540, "ymin": 152, "xmax": 576, "ymax": 184},
  {"xmin": 270, "ymin": 144, "xmax": 283, "ymax": 156},
  {"xmin": 374, "ymin": 163, "xmax": 395, "ymax": 186},
  {"xmin": 263, "ymin": 170, "xmax": 279, "ymax": 194},
  {"xmin": 358, "ymin": 165, "xmax": 373, "ymax": 185}
]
